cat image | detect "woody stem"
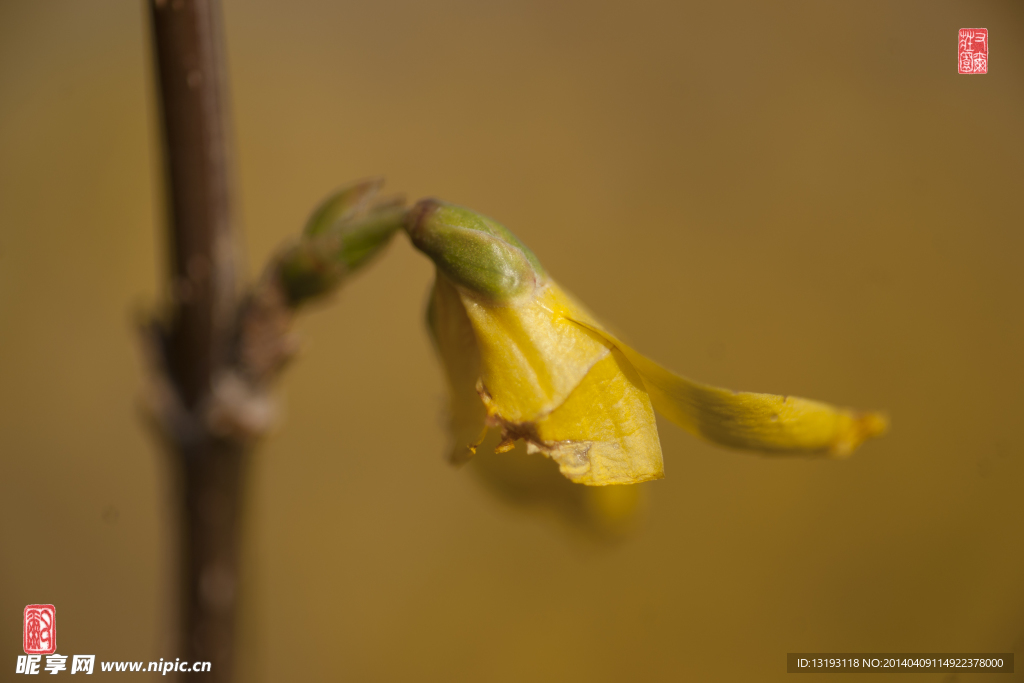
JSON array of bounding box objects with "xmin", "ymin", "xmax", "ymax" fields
[{"xmin": 148, "ymin": 0, "xmax": 245, "ymax": 680}]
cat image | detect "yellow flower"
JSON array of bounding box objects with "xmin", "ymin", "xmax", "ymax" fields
[{"xmin": 408, "ymin": 200, "xmax": 888, "ymax": 488}]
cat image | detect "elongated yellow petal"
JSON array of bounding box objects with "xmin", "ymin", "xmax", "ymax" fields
[
  {"xmin": 427, "ymin": 274, "xmax": 487, "ymax": 463},
  {"xmin": 532, "ymin": 348, "xmax": 663, "ymax": 485},
  {"xmin": 571, "ymin": 320, "xmax": 888, "ymax": 457}
]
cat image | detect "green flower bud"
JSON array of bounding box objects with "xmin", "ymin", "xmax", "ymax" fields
[
  {"xmin": 405, "ymin": 199, "xmax": 546, "ymax": 301},
  {"xmin": 303, "ymin": 178, "xmax": 382, "ymax": 237},
  {"xmin": 277, "ymin": 181, "xmax": 406, "ymax": 307}
]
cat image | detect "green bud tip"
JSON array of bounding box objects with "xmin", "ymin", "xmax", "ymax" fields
[
  {"xmin": 278, "ymin": 183, "xmax": 406, "ymax": 307},
  {"xmin": 304, "ymin": 178, "xmax": 384, "ymax": 237},
  {"xmin": 406, "ymin": 199, "xmax": 546, "ymax": 302}
]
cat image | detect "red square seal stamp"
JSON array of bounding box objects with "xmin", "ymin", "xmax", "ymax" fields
[
  {"xmin": 23, "ymin": 604, "xmax": 56, "ymax": 654},
  {"xmin": 958, "ymin": 28, "xmax": 988, "ymax": 74}
]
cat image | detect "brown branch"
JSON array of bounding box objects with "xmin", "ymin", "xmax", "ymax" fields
[
  {"xmin": 150, "ymin": 0, "xmax": 237, "ymax": 408},
  {"xmin": 148, "ymin": 0, "xmax": 243, "ymax": 680},
  {"xmin": 145, "ymin": 3, "xmax": 406, "ymax": 680}
]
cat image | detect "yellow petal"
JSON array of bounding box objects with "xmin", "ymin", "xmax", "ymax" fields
[
  {"xmin": 448, "ymin": 278, "xmax": 662, "ymax": 485},
  {"xmin": 532, "ymin": 348, "xmax": 664, "ymax": 485},
  {"xmin": 457, "ymin": 281, "xmax": 608, "ymax": 424},
  {"xmin": 571, "ymin": 320, "xmax": 888, "ymax": 457},
  {"xmin": 427, "ymin": 274, "xmax": 488, "ymax": 463}
]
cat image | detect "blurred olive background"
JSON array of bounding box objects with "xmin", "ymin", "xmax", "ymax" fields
[{"xmin": 2, "ymin": 1, "xmax": 1022, "ymax": 681}]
